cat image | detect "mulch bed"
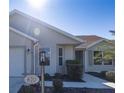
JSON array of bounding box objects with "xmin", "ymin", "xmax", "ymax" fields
[
  {"xmin": 42, "ymin": 75, "xmax": 85, "ymax": 82},
  {"xmin": 18, "ymin": 85, "xmax": 115, "ymax": 93},
  {"xmin": 86, "ymin": 72, "xmax": 115, "ymax": 83}
]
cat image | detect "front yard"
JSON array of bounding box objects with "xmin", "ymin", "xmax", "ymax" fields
[{"xmin": 10, "ymin": 73, "xmax": 115, "ymax": 93}]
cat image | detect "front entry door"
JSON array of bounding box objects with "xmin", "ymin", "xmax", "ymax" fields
[
  {"xmin": 75, "ymin": 50, "xmax": 84, "ymax": 73},
  {"xmin": 75, "ymin": 50, "xmax": 83, "ymax": 64}
]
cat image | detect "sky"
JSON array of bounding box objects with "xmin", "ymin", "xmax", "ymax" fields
[{"xmin": 9, "ymin": 0, "xmax": 115, "ymax": 39}]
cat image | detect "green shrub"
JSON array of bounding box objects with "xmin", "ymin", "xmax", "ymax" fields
[
  {"xmin": 53, "ymin": 79, "xmax": 63, "ymax": 93},
  {"xmin": 66, "ymin": 60, "xmax": 81, "ymax": 64},
  {"xmin": 44, "ymin": 73, "xmax": 50, "ymax": 80},
  {"xmin": 18, "ymin": 85, "xmax": 35, "ymax": 93},
  {"xmin": 54, "ymin": 73, "xmax": 62, "ymax": 79},
  {"xmin": 66, "ymin": 60, "xmax": 83, "ymax": 80},
  {"xmin": 105, "ymin": 71, "xmax": 115, "ymax": 82}
]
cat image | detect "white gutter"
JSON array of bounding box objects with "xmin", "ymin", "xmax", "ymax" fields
[
  {"xmin": 37, "ymin": 43, "xmax": 41, "ymax": 75},
  {"xmin": 33, "ymin": 41, "xmax": 39, "ymax": 74}
]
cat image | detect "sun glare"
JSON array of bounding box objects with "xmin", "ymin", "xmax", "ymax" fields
[{"xmin": 27, "ymin": 0, "xmax": 46, "ymax": 8}]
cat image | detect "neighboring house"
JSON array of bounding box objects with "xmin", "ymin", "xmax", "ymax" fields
[
  {"xmin": 9, "ymin": 9, "xmax": 115, "ymax": 77},
  {"xmin": 9, "ymin": 9, "xmax": 83, "ymax": 77},
  {"xmin": 75, "ymin": 35, "xmax": 115, "ymax": 72}
]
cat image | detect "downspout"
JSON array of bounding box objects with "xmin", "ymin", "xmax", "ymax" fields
[
  {"xmin": 37, "ymin": 44, "xmax": 40, "ymax": 75},
  {"xmin": 33, "ymin": 41, "xmax": 39, "ymax": 74}
]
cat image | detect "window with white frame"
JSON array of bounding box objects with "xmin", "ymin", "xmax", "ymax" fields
[
  {"xmin": 93, "ymin": 51, "xmax": 113, "ymax": 65},
  {"xmin": 58, "ymin": 48, "xmax": 63, "ymax": 66}
]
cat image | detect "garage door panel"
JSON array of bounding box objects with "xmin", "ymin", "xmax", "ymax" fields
[{"xmin": 9, "ymin": 47, "xmax": 25, "ymax": 77}]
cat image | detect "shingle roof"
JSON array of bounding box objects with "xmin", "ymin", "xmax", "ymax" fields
[{"xmin": 75, "ymin": 35, "xmax": 104, "ymax": 49}]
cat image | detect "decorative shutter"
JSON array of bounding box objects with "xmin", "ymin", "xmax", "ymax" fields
[{"xmin": 88, "ymin": 50, "xmax": 93, "ymax": 65}]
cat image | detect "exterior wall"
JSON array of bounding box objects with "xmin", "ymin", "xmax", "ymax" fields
[
  {"xmin": 64, "ymin": 46, "xmax": 75, "ymax": 60},
  {"xmin": 84, "ymin": 50, "xmax": 89, "ymax": 72},
  {"xmin": 10, "ymin": 13, "xmax": 80, "ymax": 75},
  {"xmin": 85, "ymin": 41, "xmax": 115, "ymax": 72},
  {"xmin": 9, "ymin": 30, "xmax": 33, "ymax": 74},
  {"xmin": 56, "ymin": 45, "xmax": 75, "ymax": 74},
  {"xmin": 9, "ymin": 13, "xmax": 79, "ymax": 45}
]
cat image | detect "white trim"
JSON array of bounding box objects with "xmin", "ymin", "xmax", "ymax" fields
[
  {"xmin": 10, "ymin": 27, "xmax": 38, "ymax": 42},
  {"xmin": 10, "ymin": 9, "xmax": 83, "ymax": 43}
]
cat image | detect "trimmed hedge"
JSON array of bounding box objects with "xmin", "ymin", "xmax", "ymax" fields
[{"xmin": 66, "ymin": 60, "xmax": 83, "ymax": 80}]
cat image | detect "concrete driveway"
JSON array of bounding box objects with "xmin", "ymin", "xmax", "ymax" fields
[{"xmin": 9, "ymin": 77, "xmax": 24, "ymax": 93}]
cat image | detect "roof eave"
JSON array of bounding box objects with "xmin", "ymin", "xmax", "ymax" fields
[{"xmin": 9, "ymin": 26, "xmax": 38, "ymax": 42}]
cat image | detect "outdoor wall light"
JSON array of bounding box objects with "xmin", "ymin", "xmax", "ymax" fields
[
  {"xmin": 27, "ymin": 48, "xmax": 30, "ymax": 52},
  {"xmin": 27, "ymin": 48, "xmax": 32, "ymax": 54}
]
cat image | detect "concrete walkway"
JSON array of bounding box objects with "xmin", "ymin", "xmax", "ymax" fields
[
  {"xmin": 9, "ymin": 74, "xmax": 115, "ymax": 93},
  {"xmin": 83, "ymin": 74, "xmax": 115, "ymax": 88},
  {"xmin": 45, "ymin": 74, "xmax": 115, "ymax": 89}
]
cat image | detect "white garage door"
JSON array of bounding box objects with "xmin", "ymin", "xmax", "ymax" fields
[{"xmin": 9, "ymin": 47, "xmax": 25, "ymax": 77}]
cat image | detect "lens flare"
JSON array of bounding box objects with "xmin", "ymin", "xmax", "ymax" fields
[{"xmin": 27, "ymin": 0, "xmax": 46, "ymax": 8}]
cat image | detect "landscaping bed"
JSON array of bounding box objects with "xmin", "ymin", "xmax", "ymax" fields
[
  {"xmin": 18, "ymin": 85, "xmax": 115, "ymax": 93},
  {"xmin": 86, "ymin": 72, "xmax": 115, "ymax": 83},
  {"xmin": 43, "ymin": 74, "xmax": 85, "ymax": 82}
]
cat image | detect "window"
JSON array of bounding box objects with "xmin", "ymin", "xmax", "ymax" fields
[
  {"xmin": 59, "ymin": 48, "xmax": 63, "ymax": 65},
  {"xmin": 93, "ymin": 51, "xmax": 102, "ymax": 65},
  {"xmin": 103, "ymin": 51, "xmax": 113, "ymax": 65},
  {"xmin": 93, "ymin": 51, "xmax": 113, "ymax": 65},
  {"xmin": 39, "ymin": 48, "xmax": 50, "ymax": 65}
]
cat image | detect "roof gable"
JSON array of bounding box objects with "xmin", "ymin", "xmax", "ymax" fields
[
  {"xmin": 10, "ymin": 9, "xmax": 83, "ymax": 43},
  {"xmin": 75, "ymin": 35, "xmax": 114, "ymax": 49},
  {"xmin": 76, "ymin": 35, "xmax": 103, "ymax": 48},
  {"xmin": 76, "ymin": 35, "xmax": 103, "ymax": 43}
]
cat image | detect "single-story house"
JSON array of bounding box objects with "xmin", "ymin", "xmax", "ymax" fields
[
  {"xmin": 75, "ymin": 35, "xmax": 115, "ymax": 72},
  {"xmin": 9, "ymin": 9, "xmax": 115, "ymax": 77}
]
